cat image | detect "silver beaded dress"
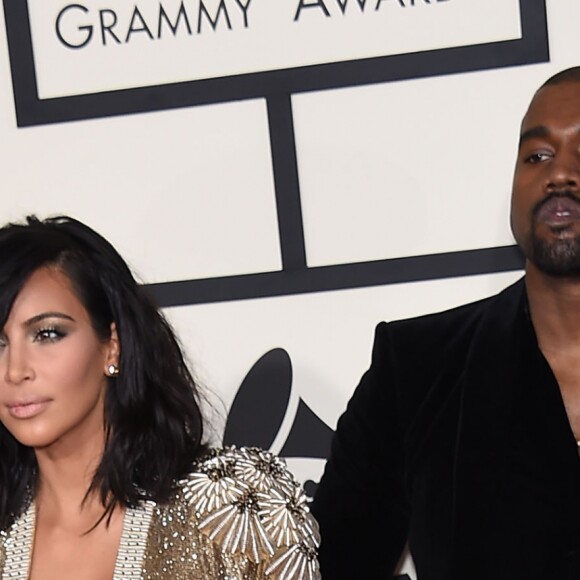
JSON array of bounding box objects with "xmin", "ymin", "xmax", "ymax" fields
[{"xmin": 0, "ymin": 447, "xmax": 320, "ymax": 579}]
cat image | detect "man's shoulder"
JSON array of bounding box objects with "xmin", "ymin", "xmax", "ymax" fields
[
  {"xmin": 378, "ymin": 276, "xmax": 525, "ymax": 348},
  {"xmin": 366, "ymin": 277, "xmax": 526, "ymax": 415}
]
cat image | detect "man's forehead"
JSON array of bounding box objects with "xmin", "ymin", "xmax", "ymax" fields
[{"xmin": 521, "ymin": 82, "xmax": 580, "ymax": 130}]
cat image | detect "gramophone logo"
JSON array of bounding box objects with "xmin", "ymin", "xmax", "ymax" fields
[
  {"xmin": 223, "ymin": 348, "xmax": 334, "ymax": 500},
  {"xmin": 223, "ymin": 353, "xmax": 414, "ymax": 580}
]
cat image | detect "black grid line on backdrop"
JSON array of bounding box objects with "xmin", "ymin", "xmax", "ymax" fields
[{"xmin": 3, "ymin": 0, "xmax": 544, "ymax": 305}]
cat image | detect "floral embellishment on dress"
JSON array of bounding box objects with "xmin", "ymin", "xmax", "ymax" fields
[
  {"xmin": 233, "ymin": 447, "xmax": 296, "ymax": 495},
  {"xmin": 180, "ymin": 454, "xmax": 247, "ymax": 515},
  {"xmin": 258, "ymin": 485, "xmax": 319, "ymax": 549},
  {"xmin": 180, "ymin": 446, "xmax": 320, "ymax": 579},
  {"xmin": 198, "ymin": 489, "xmax": 275, "ymax": 563},
  {"xmin": 265, "ymin": 541, "xmax": 320, "ymax": 580}
]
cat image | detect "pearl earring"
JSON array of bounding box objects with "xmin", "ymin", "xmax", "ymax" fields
[{"xmin": 107, "ymin": 364, "xmax": 120, "ymax": 377}]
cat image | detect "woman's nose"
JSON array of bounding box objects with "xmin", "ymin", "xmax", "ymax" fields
[{"xmin": 3, "ymin": 345, "xmax": 34, "ymax": 385}]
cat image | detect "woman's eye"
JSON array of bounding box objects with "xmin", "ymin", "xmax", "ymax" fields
[{"xmin": 34, "ymin": 327, "xmax": 65, "ymax": 343}]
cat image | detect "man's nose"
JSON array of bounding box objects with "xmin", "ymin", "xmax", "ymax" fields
[
  {"xmin": 546, "ymin": 153, "xmax": 580, "ymax": 191},
  {"xmin": 3, "ymin": 346, "xmax": 34, "ymax": 385}
]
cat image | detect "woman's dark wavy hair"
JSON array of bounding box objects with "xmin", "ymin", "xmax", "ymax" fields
[{"xmin": 0, "ymin": 215, "xmax": 207, "ymax": 530}]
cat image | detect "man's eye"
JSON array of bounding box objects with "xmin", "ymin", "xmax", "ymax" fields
[
  {"xmin": 525, "ymin": 152, "xmax": 551, "ymax": 164},
  {"xmin": 34, "ymin": 327, "xmax": 65, "ymax": 343}
]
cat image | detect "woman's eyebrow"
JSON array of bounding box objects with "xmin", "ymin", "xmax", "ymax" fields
[{"xmin": 24, "ymin": 312, "xmax": 76, "ymax": 326}]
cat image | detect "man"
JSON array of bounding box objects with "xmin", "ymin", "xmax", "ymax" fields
[{"xmin": 311, "ymin": 67, "xmax": 580, "ymax": 579}]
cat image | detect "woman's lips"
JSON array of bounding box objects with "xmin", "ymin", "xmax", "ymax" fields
[
  {"xmin": 535, "ymin": 196, "xmax": 580, "ymax": 227},
  {"xmin": 6, "ymin": 399, "xmax": 51, "ymax": 419}
]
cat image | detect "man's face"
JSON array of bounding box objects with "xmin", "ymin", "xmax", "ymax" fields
[{"xmin": 511, "ymin": 81, "xmax": 580, "ymax": 276}]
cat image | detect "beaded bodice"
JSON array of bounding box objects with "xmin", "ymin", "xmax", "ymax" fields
[{"xmin": 0, "ymin": 447, "xmax": 320, "ymax": 579}]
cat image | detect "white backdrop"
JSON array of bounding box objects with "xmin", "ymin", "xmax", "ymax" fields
[{"xmin": 0, "ymin": 1, "xmax": 577, "ymax": 577}]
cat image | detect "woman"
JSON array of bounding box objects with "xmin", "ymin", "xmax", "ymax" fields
[{"xmin": 0, "ymin": 215, "xmax": 319, "ymax": 579}]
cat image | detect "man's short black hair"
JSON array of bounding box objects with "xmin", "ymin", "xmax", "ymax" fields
[{"xmin": 540, "ymin": 66, "xmax": 580, "ymax": 89}]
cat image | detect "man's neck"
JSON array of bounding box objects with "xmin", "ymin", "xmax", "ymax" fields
[{"xmin": 526, "ymin": 261, "xmax": 580, "ymax": 353}]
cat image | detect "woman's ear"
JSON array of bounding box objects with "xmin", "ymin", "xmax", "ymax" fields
[{"xmin": 104, "ymin": 322, "xmax": 120, "ymax": 377}]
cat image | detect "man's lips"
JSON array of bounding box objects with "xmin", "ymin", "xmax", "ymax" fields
[
  {"xmin": 5, "ymin": 398, "xmax": 51, "ymax": 419},
  {"xmin": 535, "ymin": 196, "xmax": 580, "ymax": 227}
]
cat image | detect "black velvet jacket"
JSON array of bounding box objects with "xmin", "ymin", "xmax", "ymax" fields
[{"xmin": 312, "ymin": 278, "xmax": 580, "ymax": 579}]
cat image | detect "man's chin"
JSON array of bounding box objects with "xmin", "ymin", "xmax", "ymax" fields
[{"xmin": 530, "ymin": 236, "xmax": 580, "ymax": 276}]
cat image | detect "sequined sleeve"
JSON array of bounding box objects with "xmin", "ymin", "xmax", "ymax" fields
[
  {"xmin": 0, "ymin": 532, "xmax": 5, "ymax": 573},
  {"xmin": 179, "ymin": 446, "xmax": 320, "ymax": 579}
]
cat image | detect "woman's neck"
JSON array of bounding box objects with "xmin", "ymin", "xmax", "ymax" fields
[{"xmin": 33, "ymin": 429, "xmax": 107, "ymax": 526}]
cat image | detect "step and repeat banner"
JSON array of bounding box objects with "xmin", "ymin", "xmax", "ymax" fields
[{"xmin": 0, "ymin": 0, "xmax": 576, "ymax": 576}]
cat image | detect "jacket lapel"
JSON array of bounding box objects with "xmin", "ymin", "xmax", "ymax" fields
[{"xmin": 450, "ymin": 278, "xmax": 526, "ymax": 576}]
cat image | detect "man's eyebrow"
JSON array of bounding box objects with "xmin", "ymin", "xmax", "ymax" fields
[
  {"xmin": 519, "ymin": 125, "xmax": 550, "ymax": 147},
  {"xmin": 24, "ymin": 312, "xmax": 75, "ymax": 326}
]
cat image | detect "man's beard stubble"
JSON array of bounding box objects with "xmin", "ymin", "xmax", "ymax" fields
[{"xmin": 529, "ymin": 190, "xmax": 580, "ymax": 277}]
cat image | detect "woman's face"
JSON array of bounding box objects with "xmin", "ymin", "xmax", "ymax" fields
[{"xmin": 0, "ymin": 267, "xmax": 119, "ymax": 451}]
